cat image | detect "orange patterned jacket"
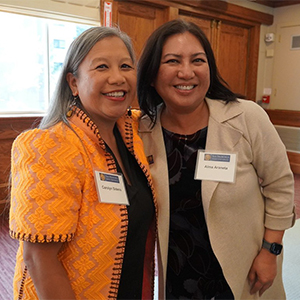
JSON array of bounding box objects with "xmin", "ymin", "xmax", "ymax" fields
[{"xmin": 9, "ymin": 108, "xmax": 157, "ymax": 299}]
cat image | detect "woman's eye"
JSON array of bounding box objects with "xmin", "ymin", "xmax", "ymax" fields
[
  {"xmin": 194, "ymin": 58, "xmax": 207, "ymax": 63},
  {"xmin": 121, "ymin": 63, "xmax": 133, "ymax": 69},
  {"xmin": 96, "ymin": 64, "xmax": 108, "ymax": 70},
  {"xmin": 165, "ymin": 59, "xmax": 179, "ymax": 64}
]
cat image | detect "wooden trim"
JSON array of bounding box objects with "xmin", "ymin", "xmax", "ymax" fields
[
  {"xmin": 0, "ymin": 183, "xmax": 9, "ymax": 188},
  {"xmin": 263, "ymin": 109, "xmax": 300, "ymax": 175},
  {"xmin": 264, "ymin": 109, "xmax": 300, "ymax": 127},
  {"xmin": 253, "ymin": 0, "xmax": 300, "ymax": 8},
  {"xmin": 0, "ymin": 116, "xmax": 41, "ymax": 140},
  {"xmin": 164, "ymin": 6, "xmax": 179, "ymax": 20},
  {"xmin": 124, "ymin": 0, "xmax": 274, "ymax": 25},
  {"xmin": 117, "ymin": 1, "xmax": 156, "ymax": 18},
  {"xmin": 246, "ymin": 25, "xmax": 260, "ymax": 101},
  {"xmin": 287, "ymin": 151, "xmax": 300, "ymax": 175}
]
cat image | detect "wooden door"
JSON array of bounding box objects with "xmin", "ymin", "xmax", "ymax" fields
[
  {"xmin": 104, "ymin": 0, "xmax": 261, "ymax": 101},
  {"xmin": 111, "ymin": 1, "xmax": 167, "ymax": 58},
  {"xmin": 180, "ymin": 14, "xmax": 251, "ymax": 99},
  {"xmin": 109, "ymin": 1, "xmax": 170, "ymax": 107},
  {"xmin": 179, "ymin": 14, "xmax": 213, "ymax": 43},
  {"xmin": 216, "ymin": 22, "xmax": 250, "ymax": 98}
]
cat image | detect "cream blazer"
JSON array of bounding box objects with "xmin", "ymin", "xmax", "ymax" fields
[{"xmin": 139, "ymin": 98, "xmax": 295, "ymax": 300}]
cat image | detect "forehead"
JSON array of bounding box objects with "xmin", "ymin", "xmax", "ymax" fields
[
  {"xmin": 86, "ymin": 36, "xmax": 131, "ymax": 59},
  {"xmin": 162, "ymin": 32, "xmax": 204, "ymax": 53}
]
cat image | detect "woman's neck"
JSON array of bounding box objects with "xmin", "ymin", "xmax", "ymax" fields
[{"xmin": 161, "ymin": 101, "xmax": 209, "ymax": 135}]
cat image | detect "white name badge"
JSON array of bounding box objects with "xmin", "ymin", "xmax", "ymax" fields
[
  {"xmin": 94, "ymin": 170, "xmax": 129, "ymax": 205},
  {"xmin": 194, "ymin": 151, "xmax": 237, "ymax": 183}
]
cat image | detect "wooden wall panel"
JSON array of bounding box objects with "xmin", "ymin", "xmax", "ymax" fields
[
  {"xmin": 265, "ymin": 109, "xmax": 300, "ymax": 127},
  {"xmin": 179, "ymin": 14, "xmax": 212, "ymax": 42},
  {"xmin": 265, "ymin": 109, "xmax": 300, "ymax": 174},
  {"xmin": 287, "ymin": 151, "xmax": 300, "ymax": 175},
  {"xmin": 217, "ymin": 22, "xmax": 249, "ymax": 98}
]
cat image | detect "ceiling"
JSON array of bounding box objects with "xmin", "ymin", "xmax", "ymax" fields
[{"xmin": 249, "ymin": 0, "xmax": 300, "ymax": 7}]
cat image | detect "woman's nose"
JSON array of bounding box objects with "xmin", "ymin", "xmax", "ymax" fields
[
  {"xmin": 108, "ymin": 69, "xmax": 126, "ymax": 85},
  {"xmin": 177, "ymin": 64, "xmax": 195, "ymax": 80}
]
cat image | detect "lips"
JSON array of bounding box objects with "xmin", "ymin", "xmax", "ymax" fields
[
  {"xmin": 103, "ymin": 91, "xmax": 126, "ymax": 97},
  {"xmin": 174, "ymin": 85, "xmax": 195, "ymax": 90}
]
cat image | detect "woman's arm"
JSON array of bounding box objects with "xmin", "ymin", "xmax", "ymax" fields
[
  {"xmin": 23, "ymin": 241, "xmax": 76, "ymax": 299},
  {"xmin": 248, "ymin": 228, "xmax": 284, "ymax": 296}
]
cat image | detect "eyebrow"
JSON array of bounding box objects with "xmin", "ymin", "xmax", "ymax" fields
[
  {"xmin": 162, "ymin": 52, "xmax": 207, "ymax": 59},
  {"xmin": 90, "ymin": 56, "xmax": 132, "ymax": 67}
]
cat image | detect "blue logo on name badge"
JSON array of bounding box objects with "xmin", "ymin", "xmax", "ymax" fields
[
  {"xmin": 99, "ymin": 173, "xmax": 120, "ymax": 183},
  {"xmin": 204, "ymin": 154, "xmax": 230, "ymax": 162}
]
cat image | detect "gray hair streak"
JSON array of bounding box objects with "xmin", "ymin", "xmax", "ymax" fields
[{"xmin": 39, "ymin": 26, "xmax": 135, "ymax": 129}]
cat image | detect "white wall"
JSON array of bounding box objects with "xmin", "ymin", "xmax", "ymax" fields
[
  {"xmin": 227, "ymin": 1, "xmax": 300, "ymax": 111},
  {"xmin": 225, "ymin": 0, "xmax": 275, "ymax": 103},
  {"xmin": 257, "ymin": 4, "xmax": 300, "ymax": 110},
  {"xmin": 270, "ymin": 4, "xmax": 300, "ymax": 110}
]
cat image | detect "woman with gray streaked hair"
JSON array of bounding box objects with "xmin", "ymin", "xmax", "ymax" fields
[
  {"xmin": 40, "ymin": 26, "xmax": 135, "ymax": 129},
  {"xmin": 10, "ymin": 26, "xmax": 157, "ymax": 299}
]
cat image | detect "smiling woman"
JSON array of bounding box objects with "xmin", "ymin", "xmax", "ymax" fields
[
  {"xmin": 138, "ymin": 18, "xmax": 295, "ymax": 300},
  {"xmin": 9, "ymin": 26, "xmax": 158, "ymax": 299},
  {"xmin": 66, "ymin": 36, "xmax": 136, "ymax": 132}
]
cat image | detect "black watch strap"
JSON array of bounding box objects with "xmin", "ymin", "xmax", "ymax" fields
[{"xmin": 262, "ymin": 239, "xmax": 283, "ymax": 255}]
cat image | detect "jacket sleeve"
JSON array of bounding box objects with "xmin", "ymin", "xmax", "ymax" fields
[
  {"xmin": 242, "ymin": 101, "xmax": 295, "ymax": 229},
  {"xmin": 9, "ymin": 128, "xmax": 85, "ymax": 243}
]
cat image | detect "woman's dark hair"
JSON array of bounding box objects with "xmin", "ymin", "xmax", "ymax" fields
[{"xmin": 137, "ymin": 18, "xmax": 237, "ymax": 124}]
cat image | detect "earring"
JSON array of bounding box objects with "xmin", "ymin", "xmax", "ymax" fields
[
  {"xmin": 66, "ymin": 94, "xmax": 78, "ymax": 117},
  {"xmin": 73, "ymin": 94, "xmax": 79, "ymax": 103},
  {"xmin": 127, "ymin": 106, "xmax": 132, "ymax": 117}
]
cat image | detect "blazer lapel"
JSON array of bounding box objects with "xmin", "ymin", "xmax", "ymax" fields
[
  {"xmin": 202, "ymin": 99, "xmax": 243, "ymax": 216},
  {"xmin": 139, "ymin": 105, "xmax": 170, "ymax": 292}
]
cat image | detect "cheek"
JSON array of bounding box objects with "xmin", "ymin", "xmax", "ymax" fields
[
  {"xmin": 128, "ymin": 74, "xmax": 137, "ymax": 88},
  {"xmin": 155, "ymin": 71, "xmax": 171, "ymax": 89},
  {"xmin": 77, "ymin": 75, "xmax": 90, "ymax": 92},
  {"xmin": 198, "ymin": 69, "xmax": 210, "ymax": 85}
]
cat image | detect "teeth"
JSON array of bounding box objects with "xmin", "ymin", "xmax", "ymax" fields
[
  {"xmin": 175, "ymin": 85, "xmax": 194, "ymax": 90},
  {"xmin": 105, "ymin": 91, "xmax": 125, "ymax": 97}
]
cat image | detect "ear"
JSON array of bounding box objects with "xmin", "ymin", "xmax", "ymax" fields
[{"xmin": 66, "ymin": 72, "xmax": 78, "ymax": 96}]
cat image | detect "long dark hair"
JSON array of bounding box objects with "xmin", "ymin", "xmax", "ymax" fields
[{"xmin": 137, "ymin": 19, "xmax": 237, "ymax": 124}]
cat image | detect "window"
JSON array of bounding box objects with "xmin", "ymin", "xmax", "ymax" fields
[
  {"xmin": 0, "ymin": 11, "xmax": 93, "ymax": 114},
  {"xmin": 53, "ymin": 39, "xmax": 66, "ymax": 49}
]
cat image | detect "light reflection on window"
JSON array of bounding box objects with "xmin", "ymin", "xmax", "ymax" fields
[{"xmin": 0, "ymin": 11, "xmax": 92, "ymax": 114}]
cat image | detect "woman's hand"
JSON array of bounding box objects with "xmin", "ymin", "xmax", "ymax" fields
[
  {"xmin": 23, "ymin": 240, "xmax": 76, "ymax": 299},
  {"xmin": 248, "ymin": 248, "xmax": 277, "ymax": 296},
  {"xmin": 248, "ymin": 228, "xmax": 284, "ymax": 296}
]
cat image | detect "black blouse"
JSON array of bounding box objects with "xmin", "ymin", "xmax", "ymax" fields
[
  {"xmin": 163, "ymin": 126, "xmax": 233, "ymax": 300},
  {"xmin": 105, "ymin": 126, "xmax": 154, "ymax": 299}
]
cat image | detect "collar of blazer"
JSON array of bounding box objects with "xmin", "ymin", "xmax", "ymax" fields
[{"xmin": 139, "ymin": 97, "xmax": 245, "ymax": 132}]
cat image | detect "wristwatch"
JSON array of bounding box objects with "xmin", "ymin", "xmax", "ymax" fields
[{"xmin": 262, "ymin": 239, "xmax": 283, "ymax": 255}]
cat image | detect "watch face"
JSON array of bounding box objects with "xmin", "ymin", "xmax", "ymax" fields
[{"xmin": 270, "ymin": 243, "xmax": 283, "ymax": 255}]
